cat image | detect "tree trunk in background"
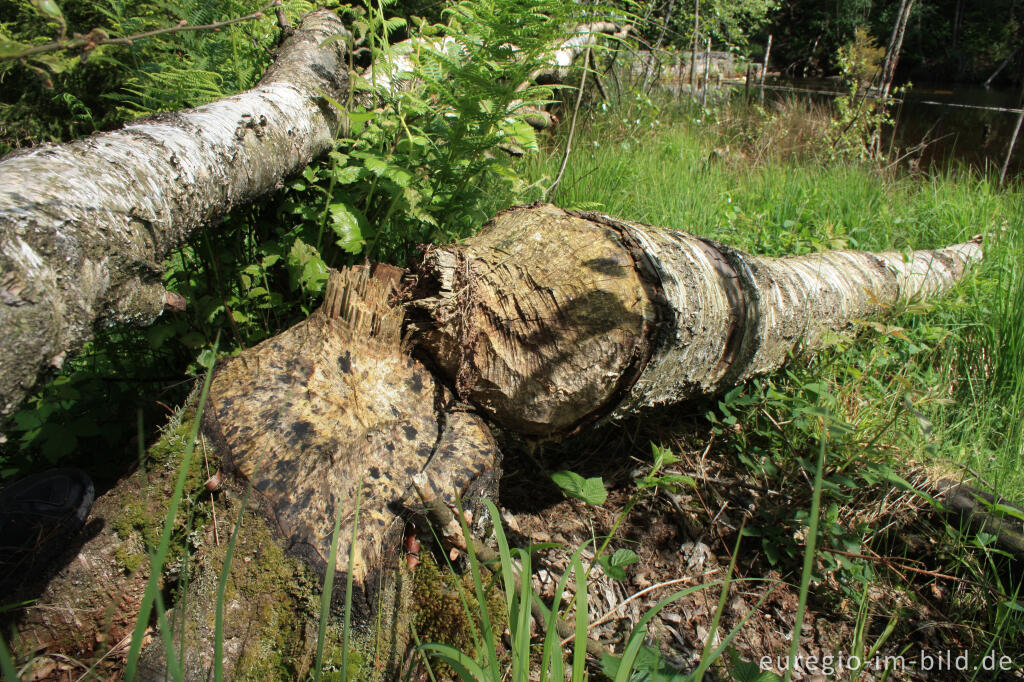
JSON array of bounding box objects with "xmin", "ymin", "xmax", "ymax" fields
[
  {"xmin": 0, "ymin": 10, "xmax": 349, "ymax": 425},
  {"xmin": 759, "ymin": 34, "xmax": 772, "ymax": 104},
  {"xmin": 881, "ymin": 0, "xmax": 915, "ymax": 99},
  {"xmin": 690, "ymin": 0, "xmax": 700, "ymax": 90}
]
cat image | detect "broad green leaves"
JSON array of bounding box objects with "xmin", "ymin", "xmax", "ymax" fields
[
  {"xmin": 329, "ymin": 201, "xmax": 369, "ymax": 254},
  {"xmin": 551, "ymin": 470, "xmax": 608, "ymax": 506},
  {"xmin": 596, "ymin": 548, "xmax": 638, "ymax": 581}
]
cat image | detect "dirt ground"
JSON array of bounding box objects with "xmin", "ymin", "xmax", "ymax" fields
[{"xmin": 475, "ymin": 410, "xmax": 1024, "ymax": 681}]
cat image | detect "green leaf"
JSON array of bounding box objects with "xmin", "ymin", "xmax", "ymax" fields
[
  {"xmin": 30, "ymin": 0, "xmax": 65, "ymax": 26},
  {"xmin": 551, "ymin": 470, "xmax": 607, "ymax": 506},
  {"xmin": 346, "ymin": 110, "xmax": 378, "ymax": 125},
  {"xmin": 329, "ymin": 202, "xmax": 368, "ymax": 254},
  {"xmin": 728, "ymin": 646, "xmax": 783, "ymax": 682},
  {"xmin": 180, "ymin": 332, "xmax": 206, "ymax": 349},
  {"xmin": 147, "ymin": 323, "xmax": 178, "ymax": 349},
  {"xmin": 41, "ymin": 426, "xmax": 76, "ymax": 462},
  {"xmin": 383, "ymin": 164, "xmax": 412, "ymax": 188},
  {"xmin": 597, "ymin": 548, "xmax": 638, "ymax": 581},
  {"xmin": 361, "ymin": 154, "xmax": 388, "ymax": 176},
  {"xmin": 332, "ymin": 166, "xmax": 364, "ymax": 184},
  {"xmin": 29, "ymin": 52, "xmax": 71, "ymax": 74},
  {"xmin": 0, "ymin": 34, "xmax": 29, "ymax": 59},
  {"xmin": 197, "ymin": 348, "xmax": 217, "ymax": 370},
  {"xmin": 601, "ymin": 645, "xmax": 689, "ymax": 681},
  {"xmin": 610, "ymin": 548, "xmax": 638, "ymax": 568},
  {"xmin": 287, "ymin": 238, "xmax": 329, "ymax": 293}
]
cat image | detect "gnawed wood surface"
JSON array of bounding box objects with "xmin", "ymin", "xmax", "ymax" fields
[
  {"xmin": 410, "ymin": 203, "xmax": 982, "ymax": 436},
  {"xmin": 5, "ymin": 204, "xmax": 984, "ymax": 679},
  {"xmin": 203, "ymin": 267, "xmax": 502, "ymax": 610}
]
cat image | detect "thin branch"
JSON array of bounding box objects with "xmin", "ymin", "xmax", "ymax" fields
[
  {"xmin": 5, "ymin": 1, "xmax": 281, "ymax": 63},
  {"xmin": 545, "ymin": 46, "xmax": 591, "ymax": 200}
]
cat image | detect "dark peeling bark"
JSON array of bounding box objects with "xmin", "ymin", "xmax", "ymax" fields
[{"xmin": 0, "ymin": 10, "xmax": 349, "ymax": 424}]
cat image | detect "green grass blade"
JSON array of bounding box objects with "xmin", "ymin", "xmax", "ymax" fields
[
  {"xmin": 613, "ymin": 582, "xmax": 725, "ymax": 682},
  {"xmin": 783, "ymin": 424, "xmax": 828, "ymax": 682},
  {"xmin": 707, "ymin": 588, "xmax": 774, "ymax": 666},
  {"xmin": 153, "ymin": 588, "xmax": 184, "ymax": 681},
  {"xmin": 483, "ymin": 500, "xmax": 517, "ymax": 621},
  {"xmin": 0, "ymin": 632, "xmax": 19, "ymax": 682},
  {"xmin": 314, "ymin": 477, "xmax": 359, "ymax": 682},
  {"xmin": 455, "ymin": 497, "xmax": 500, "ymax": 678},
  {"xmin": 409, "ymin": 623, "xmax": 440, "ymax": 682},
  {"xmin": 695, "ymin": 526, "xmax": 743, "ymax": 678},
  {"xmin": 514, "ymin": 547, "xmax": 533, "ymax": 682},
  {"xmin": 125, "ymin": 334, "xmax": 220, "ymax": 680},
  {"xmin": 341, "ymin": 476, "xmax": 364, "ymax": 682},
  {"xmin": 539, "ymin": 540, "xmax": 592, "ymax": 678},
  {"xmin": 214, "ymin": 482, "xmax": 251, "ymax": 682},
  {"xmin": 570, "ymin": 553, "xmax": 588, "ymax": 682},
  {"xmin": 418, "ymin": 642, "xmax": 488, "ymax": 681}
]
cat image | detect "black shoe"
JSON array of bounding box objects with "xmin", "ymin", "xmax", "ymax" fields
[{"xmin": 0, "ymin": 468, "xmax": 95, "ymax": 593}]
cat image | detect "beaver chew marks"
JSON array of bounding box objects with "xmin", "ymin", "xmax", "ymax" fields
[
  {"xmin": 203, "ymin": 267, "xmax": 499, "ymax": 610},
  {"xmin": 409, "ymin": 203, "xmax": 659, "ymax": 436}
]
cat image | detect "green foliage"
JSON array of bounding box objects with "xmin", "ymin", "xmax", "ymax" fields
[
  {"xmin": 827, "ymin": 27, "xmax": 895, "ymax": 160},
  {"xmin": 282, "ymin": 0, "xmax": 582, "ymax": 264},
  {"xmin": 650, "ymin": 0, "xmax": 775, "ymax": 54},
  {"xmin": 535, "ymin": 88, "xmax": 1024, "ymax": 664},
  {"xmin": 0, "ymin": 0, "xmax": 600, "ymax": 483},
  {"xmin": 551, "ymin": 469, "xmax": 608, "ymax": 505},
  {"xmin": 0, "ymin": 0, "xmax": 302, "ymax": 154}
]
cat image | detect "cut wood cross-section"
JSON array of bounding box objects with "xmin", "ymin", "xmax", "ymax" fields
[{"xmin": 203, "ymin": 201, "xmax": 981, "ymax": 614}]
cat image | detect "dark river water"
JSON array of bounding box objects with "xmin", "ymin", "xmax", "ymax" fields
[{"xmin": 763, "ymin": 78, "xmax": 1024, "ymax": 178}]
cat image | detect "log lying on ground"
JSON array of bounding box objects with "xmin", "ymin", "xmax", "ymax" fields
[
  {"xmin": 0, "ymin": 11, "xmax": 628, "ymax": 426},
  {"xmin": 408, "ymin": 203, "xmax": 982, "ymax": 436},
  {"xmin": 204, "ymin": 202, "xmax": 980, "ymax": 604},
  {"xmin": 202, "ymin": 266, "xmax": 502, "ymax": 612},
  {"xmin": 203, "ymin": 203, "xmax": 980, "ymax": 617}
]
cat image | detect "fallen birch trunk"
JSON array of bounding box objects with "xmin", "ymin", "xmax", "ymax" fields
[
  {"xmin": 5, "ymin": 204, "xmax": 983, "ymax": 678},
  {"xmin": 208, "ymin": 201, "xmax": 982, "ymax": 596},
  {"xmin": 408, "ymin": 204, "xmax": 982, "ymax": 435},
  {"xmin": 0, "ymin": 12, "xmax": 627, "ymax": 426}
]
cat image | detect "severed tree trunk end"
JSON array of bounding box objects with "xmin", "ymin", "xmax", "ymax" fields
[
  {"xmin": 203, "ymin": 266, "xmax": 502, "ymax": 614},
  {"xmin": 409, "ymin": 203, "xmax": 983, "ymax": 437}
]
